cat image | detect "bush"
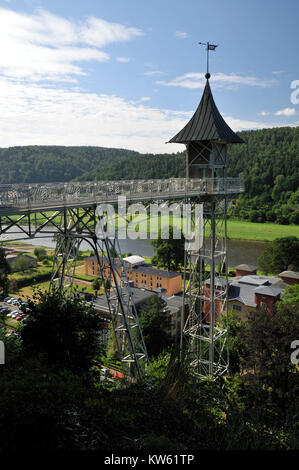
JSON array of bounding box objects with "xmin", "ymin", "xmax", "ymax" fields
[
  {"xmin": 15, "ymin": 271, "xmax": 52, "ymax": 289},
  {"xmin": 10, "ymin": 255, "xmax": 33, "ymax": 273},
  {"xmin": 9, "ymin": 278, "xmax": 18, "ymax": 293},
  {"xmin": 276, "ymin": 215, "xmax": 289, "ymax": 225},
  {"xmin": 288, "ymin": 211, "xmax": 299, "ymax": 225},
  {"xmin": 34, "ymin": 247, "xmax": 47, "ymax": 261}
]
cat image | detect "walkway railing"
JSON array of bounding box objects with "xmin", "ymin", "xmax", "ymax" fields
[{"xmin": 0, "ymin": 177, "xmax": 244, "ymax": 212}]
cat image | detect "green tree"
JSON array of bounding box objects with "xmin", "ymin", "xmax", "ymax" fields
[
  {"xmin": 21, "ymin": 289, "xmax": 103, "ymax": 373},
  {"xmin": 240, "ymin": 302, "xmax": 299, "ymax": 414},
  {"xmin": 278, "ymin": 283, "xmax": 299, "ymax": 309},
  {"xmin": 0, "ymin": 358, "xmax": 88, "ymax": 451},
  {"xmin": 138, "ymin": 296, "xmax": 171, "ymax": 357},
  {"xmin": 104, "ymin": 278, "xmax": 111, "ymax": 290},
  {"xmin": 219, "ymin": 311, "xmax": 247, "ymax": 374},
  {"xmin": 92, "ymin": 277, "xmax": 102, "ymax": 298},
  {"xmin": 8, "ymin": 278, "xmax": 18, "ymax": 293},
  {"xmin": 151, "ymin": 226, "xmax": 185, "ymax": 272},
  {"xmin": 258, "ymin": 236, "xmax": 299, "ymax": 274},
  {"xmin": 0, "ymin": 247, "xmax": 10, "ymax": 296},
  {"xmin": 34, "ymin": 247, "xmax": 47, "ymax": 261},
  {"xmin": 10, "ymin": 255, "xmax": 32, "ymax": 273},
  {"xmin": 108, "ymin": 245, "xmax": 118, "ymax": 259}
]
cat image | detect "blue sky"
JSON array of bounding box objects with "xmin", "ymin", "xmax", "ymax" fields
[{"xmin": 0, "ymin": 0, "xmax": 298, "ymax": 153}]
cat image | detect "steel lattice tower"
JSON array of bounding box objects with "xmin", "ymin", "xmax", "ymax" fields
[
  {"xmin": 48, "ymin": 205, "xmax": 150, "ymax": 382},
  {"xmin": 169, "ymin": 68, "xmax": 244, "ymax": 379}
]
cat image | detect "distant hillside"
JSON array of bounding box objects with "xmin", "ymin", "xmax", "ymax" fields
[
  {"xmin": 0, "ymin": 126, "xmax": 298, "ymax": 224},
  {"xmin": 76, "ymin": 151, "xmax": 186, "ymax": 181},
  {"xmin": 0, "ymin": 145, "xmax": 139, "ymax": 184},
  {"xmin": 76, "ymin": 126, "xmax": 299, "ymax": 225},
  {"xmin": 227, "ymin": 127, "xmax": 299, "ymax": 225}
]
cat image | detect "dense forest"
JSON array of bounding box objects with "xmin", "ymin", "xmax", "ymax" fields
[
  {"xmin": 227, "ymin": 127, "xmax": 299, "ymax": 225},
  {"xmin": 0, "ymin": 126, "xmax": 298, "ymax": 224},
  {"xmin": 0, "ymin": 285, "xmax": 298, "ymax": 450},
  {"xmin": 0, "ymin": 145, "xmax": 139, "ymax": 184}
]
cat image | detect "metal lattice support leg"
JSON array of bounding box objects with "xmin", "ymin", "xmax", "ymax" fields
[
  {"xmin": 94, "ymin": 214, "xmax": 150, "ymax": 381},
  {"xmin": 49, "ymin": 208, "xmax": 81, "ymax": 294},
  {"xmin": 50, "ymin": 234, "xmax": 81, "ymax": 293},
  {"xmin": 48, "ymin": 205, "xmax": 150, "ymax": 381},
  {"xmin": 182, "ymin": 195, "xmax": 229, "ymax": 379}
]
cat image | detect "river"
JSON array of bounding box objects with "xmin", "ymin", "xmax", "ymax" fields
[{"xmin": 0, "ymin": 225, "xmax": 268, "ymax": 267}]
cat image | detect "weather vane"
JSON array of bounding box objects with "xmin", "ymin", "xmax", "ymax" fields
[{"xmin": 199, "ymin": 41, "xmax": 218, "ymax": 78}]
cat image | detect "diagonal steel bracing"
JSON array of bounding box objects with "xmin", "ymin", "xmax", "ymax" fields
[
  {"xmin": 182, "ymin": 195, "xmax": 229, "ymax": 379},
  {"xmin": 0, "ymin": 177, "xmax": 243, "ymax": 381}
]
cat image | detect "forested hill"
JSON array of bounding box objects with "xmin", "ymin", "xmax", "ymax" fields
[
  {"xmin": 0, "ymin": 146, "xmax": 139, "ymax": 184},
  {"xmin": 0, "ymin": 127, "xmax": 298, "ymax": 224},
  {"xmin": 76, "ymin": 126, "xmax": 299, "ymax": 224},
  {"xmin": 77, "ymin": 150, "xmax": 186, "ymax": 181},
  {"xmin": 227, "ymin": 127, "xmax": 299, "ymax": 224}
]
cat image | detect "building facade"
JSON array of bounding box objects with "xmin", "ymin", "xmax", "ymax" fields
[
  {"xmin": 205, "ymin": 271, "xmax": 299, "ymax": 322},
  {"xmin": 84, "ymin": 255, "xmax": 182, "ymax": 296}
]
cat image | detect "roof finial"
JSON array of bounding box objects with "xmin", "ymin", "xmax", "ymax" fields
[{"xmin": 199, "ymin": 41, "xmax": 218, "ymax": 79}]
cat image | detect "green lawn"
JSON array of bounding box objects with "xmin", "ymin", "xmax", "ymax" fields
[
  {"xmin": 226, "ymin": 219, "xmax": 299, "ymax": 241},
  {"xmin": 2, "ymin": 208, "xmax": 298, "ymax": 243},
  {"xmin": 116, "ymin": 213, "xmax": 299, "ymax": 242}
]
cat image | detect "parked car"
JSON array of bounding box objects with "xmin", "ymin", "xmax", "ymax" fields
[
  {"xmin": 0, "ymin": 307, "xmax": 10, "ymax": 314},
  {"xmin": 20, "ymin": 301, "xmax": 29, "ymax": 308},
  {"xmin": 4, "ymin": 297, "xmax": 11, "ymax": 302},
  {"xmin": 113, "ymin": 372, "xmax": 124, "ymax": 381},
  {"xmin": 11, "ymin": 310, "xmax": 20, "ymax": 318},
  {"xmin": 7, "ymin": 298, "xmax": 17, "ymax": 304},
  {"xmin": 15, "ymin": 314, "xmax": 26, "ymax": 321}
]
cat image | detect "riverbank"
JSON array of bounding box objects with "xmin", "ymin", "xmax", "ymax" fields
[
  {"xmin": 2, "ymin": 212, "xmax": 298, "ymax": 243},
  {"xmin": 116, "ymin": 215, "xmax": 299, "ymax": 242}
]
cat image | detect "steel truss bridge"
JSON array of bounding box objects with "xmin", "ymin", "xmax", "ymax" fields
[{"xmin": 0, "ymin": 176, "xmax": 244, "ymax": 381}]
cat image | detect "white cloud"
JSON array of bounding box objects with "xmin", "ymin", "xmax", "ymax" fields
[
  {"xmin": 0, "ymin": 8, "xmax": 293, "ymax": 155},
  {"xmin": 116, "ymin": 57, "xmax": 131, "ymax": 63},
  {"xmin": 144, "ymin": 62, "xmax": 158, "ymax": 68},
  {"xmin": 260, "ymin": 111, "xmax": 270, "ymax": 116},
  {"xmin": 223, "ymin": 116, "xmax": 288, "ymax": 132},
  {"xmin": 0, "ymin": 77, "xmax": 292, "ymax": 154},
  {"xmin": 175, "ymin": 30, "xmax": 189, "ymax": 39},
  {"xmin": 79, "ymin": 16, "xmax": 142, "ymax": 48},
  {"xmin": 144, "ymin": 70, "xmax": 164, "ymax": 76},
  {"xmin": 275, "ymin": 107, "xmax": 296, "ymax": 116},
  {"xmin": 0, "ymin": 7, "xmax": 142, "ymax": 82},
  {"xmin": 0, "ymin": 77, "xmax": 190, "ymax": 153},
  {"xmin": 157, "ymin": 72, "xmax": 275, "ymax": 89}
]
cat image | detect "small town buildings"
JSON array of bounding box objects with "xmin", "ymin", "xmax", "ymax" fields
[
  {"xmin": 84, "ymin": 254, "xmax": 182, "ymax": 296},
  {"xmin": 92, "ymin": 287, "xmax": 185, "ymax": 341},
  {"xmin": 227, "ymin": 275, "xmax": 285, "ymax": 321},
  {"xmin": 278, "ymin": 270, "xmax": 299, "ymax": 285},
  {"xmin": 234, "ymin": 264, "xmax": 258, "ymax": 277},
  {"xmin": 204, "ymin": 271, "xmax": 299, "ymax": 322}
]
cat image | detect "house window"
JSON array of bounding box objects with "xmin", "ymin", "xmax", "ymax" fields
[{"xmin": 233, "ymin": 304, "xmax": 242, "ymax": 312}]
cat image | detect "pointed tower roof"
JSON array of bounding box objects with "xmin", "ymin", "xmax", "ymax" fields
[{"xmin": 169, "ymin": 77, "xmax": 244, "ymax": 144}]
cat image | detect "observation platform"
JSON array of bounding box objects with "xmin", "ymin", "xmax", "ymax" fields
[{"xmin": 0, "ymin": 177, "xmax": 243, "ymax": 216}]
